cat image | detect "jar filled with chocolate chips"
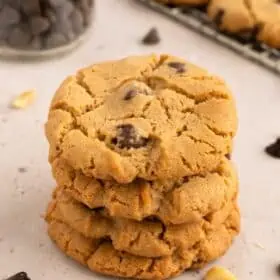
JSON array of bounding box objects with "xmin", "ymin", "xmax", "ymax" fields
[{"xmin": 0, "ymin": 0, "xmax": 94, "ymax": 56}]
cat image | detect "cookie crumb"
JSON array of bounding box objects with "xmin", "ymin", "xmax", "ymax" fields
[
  {"xmin": 18, "ymin": 167, "xmax": 27, "ymax": 173},
  {"xmin": 265, "ymin": 138, "xmax": 280, "ymax": 158},
  {"xmin": 253, "ymin": 241, "xmax": 265, "ymax": 250},
  {"xmin": 141, "ymin": 28, "xmax": 160, "ymax": 45},
  {"xmin": 11, "ymin": 90, "xmax": 36, "ymax": 109},
  {"xmin": 204, "ymin": 266, "xmax": 237, "ymax": 280},
  {"xmin": 5, "ymin": 272, "xmax": 31, "ymax": 280}
]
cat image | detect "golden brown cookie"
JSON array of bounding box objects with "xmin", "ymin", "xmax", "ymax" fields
[
  {"xmin": 47, "ymin": 208, "xmax": 239, "ymax": 280},
  {"xmin": 45, "ymin": 54, "xmax": 237, "ymax": 184},
  {"xmin": 207, "ymin": 0, "xmax": 255, "ymax": 33},
  {"xmin": 46, "ymin": 188, "xmax": 239, "ymax": 258},
  {"xmin": 247, "ymin": 0, "xmax": 280, "ymax": 48},
  {"xmin": 52, "ymin": 157, "xmax": 238, "ymax": 225},
  {"xmin": 208, "ymin": 0, "xmax": 280, "ymax": 48}
]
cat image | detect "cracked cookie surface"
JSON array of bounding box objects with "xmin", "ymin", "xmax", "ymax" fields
[
  {"xmin": 208, "ymin": 0, "xmax": 255, "ymax": 33},
  {"xmin": 46, "ymin": 188, "xmax": 239, "ymax": 258},
  {"xmin": 52, "ymin": 157, "xmax": 238, "ymax": 225},
  {"xmin": 45, "ymin": 54, "xmax": 237, "ymax": 183},
  {"xmin": 208, "ymin": 0, "xmax": 280, "ymax": 48},
  {"xmin": 47, "ymin": 207, "xmax": 239, "ymax": 280}
]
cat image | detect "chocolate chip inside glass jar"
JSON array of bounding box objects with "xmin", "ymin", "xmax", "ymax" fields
[{"xmin": 0, "ymin": 0, "xmax": 94, "ymax": 52}]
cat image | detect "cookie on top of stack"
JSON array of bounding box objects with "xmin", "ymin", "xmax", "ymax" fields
[{"xmin": 45, "ymin": 54, "xmax": 239, "ymax": 280}]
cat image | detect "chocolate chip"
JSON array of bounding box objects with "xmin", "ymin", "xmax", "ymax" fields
[
  {"xmin": 0, "ymin": 6, "xmax": 20, "ymax": 27},
  {"xmin": 124, "ymin": 90, "xmax": 138, "ymax": 100},
  {"xmin": 30, "ymin": 16, "xmax": 50, "ymax": 35},
  {"xmin": 45, "ymin": 9, "xmax": 57, "ymax": 25},
  {"xmin": 48, "ymin": 0, "xmax": 68, "ymax": 8},
  {"xmin": 9, "ymin": 0, "xmax": 21, "ymax": 10},
  {"xmin": 112, "ymin": 124, "xmax": 149, "ymax": 149},
  {"xmin": 30, "ymin": 36, "xmax": 42, "ymax": 50},
  {"xmin": 8, "ymin": 26, "xmax": 31, "ymax": 48},
  {"xmin": 142, "ymin": 28, "xmax": 160, "ymax": 45},
  {"xmin": 54, "ymin": 16, "xmax": 74, "ymax": 40},
  {"xmin": 21, "ymin": 0, "xmax": 41, "ymax": 15},
  {"xmin": 265, "ymin": 138, "xmax": 280, "ymax": 158},
  {"xmin": 5, "ymin": 272, "xmax": 31, "ymax": 280},
  {"xmin": 225, "ymin": 154, "xmax": 231, "ymax": 160},
  {"xmin": 45, "ymin": 32, "xmax": 67, "ymax": 48},
  {"xmin": 168, "ymin": 62, "xmax": 186, "ymax": 73},
  {"xmin": 70, "ymin": 10, "xmax": 84, "ymax": 35},
  {"xmin": 213, "ymin": 9, "xmax": 225, "ymax": 27}
]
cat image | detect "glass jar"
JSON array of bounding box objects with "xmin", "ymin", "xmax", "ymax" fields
[{"xmin": 0, "ymin": 0, "xmax": 94, "ymax": 57}]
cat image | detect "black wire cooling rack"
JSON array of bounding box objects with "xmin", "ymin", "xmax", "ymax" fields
[{"xmin": 137, "ymin": 0, "xmax": 280, "ymax": 75}]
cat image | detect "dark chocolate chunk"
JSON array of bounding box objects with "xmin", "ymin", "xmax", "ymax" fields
[
  {"xmin": 45, "ymin": 9, "xmax": 57, "ymax": 25},
  {"xmin": 45, "ymin": 32, "xmax": 67, "ymax": 48},
  {"xmin": 265, "ymin": 138, "xmax": 280, "ymax": 158},
  {"xmin": 225, "ymin": 154, "xmax": 231, "ymax": 160},
  {"xmin": 142, "ymin": 28, "xmax": 160, "ymax": 45},
  {"xmin": 5, "ymin": 272, "xmax": 31, "ymax": 280},
  {"xmin": 0, "ymin": 6, "xmax": 20, "ymax": 27},
  {"xmin": 48, "ymin": 0, "xmax": 68, "ymax": 8},
  {"xmin": 30, "ymin": 36, "xmax": 42, "ymax": 50},
  {"xmin": 21, "ymin": 0, "xmax": 41, "ymax": 15},
  {"xmin": 56, "ymin": 1, "xmax": 74, "ymax": 18},
  {"xmin": 168, "ymin": 62, "xmax": 186, "ymax": 73},
  {"xmin": 213, "ymin": 9, "xmax": 225, "ymax": 27},
  {"xmin": 70, "ymin": 10, "xmax": 84, "ymax": 35},
  {"xmin": 8, "ymin": 26, "xmax": 31, "ymax": 48},
  {"xmin": 112, "ymin": 124, "xmax": 149, "ymax": 149},
  {"xmin": 0, "ymin": 27, "xmax": 11, "ymax": 41},
  {"xmin": 30, "ymin": 16, "xmax": 50, "ymax": 35},
  {"xmin": 54, "ymin": 15, "xmax": 74, "ymax": 40},
  {"xmin": 8, "ymin": 0, "xmax": 21, "ymax": 10},
  {"xmin": 124, "ymin": 89, "xmax": 138, "ymax": 100}
]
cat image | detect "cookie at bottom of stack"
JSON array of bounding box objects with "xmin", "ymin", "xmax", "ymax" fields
[
  {"xmin": 46, "ymin": 188, "xmax": 239, "ymax": 258},
  {"xmin": 47, "ymin": 206, "xmax": 239, "ymax": 280}
]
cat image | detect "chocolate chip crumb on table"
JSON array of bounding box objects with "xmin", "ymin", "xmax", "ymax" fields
[
  {"xmin": 265, "ymin": 138, "xmax": 280, "ymax": 158},
  {"xmin": 5, "ymin": 272, "xmax": 31, "ymax": 280},
  {"xmin": 141, "ymin": 28, "xmax": 161, "ymax": 45}
]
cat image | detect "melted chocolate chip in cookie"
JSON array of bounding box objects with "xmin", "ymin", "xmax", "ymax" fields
[
  {"xmin": 214, "ymin": 9, "xmax": 225, "ymax": 27},
  {"xmin": 5, "ymin": 272, "xmax": 31, "ymax": 280},
  {"xmin": 123, "ymin": 87, "xmax": 151, "ymax": 100},
  {"xmin": 265, "ymin": 138, "xmax": 280, "ymax": 158},
  {"xmin": 225, "ymin": 154, "xmax": 231, "ymax": 160},
  {"xmin": 112, "ymin": 124, "xmax": 149, "ymax": 149},
  {"xmin": 168, "ymin": 62, "xmax": 186, "ymax": 73},
  {"xmin": 124, "ymin": 89, "xmax": 138, "ymax": 100}
]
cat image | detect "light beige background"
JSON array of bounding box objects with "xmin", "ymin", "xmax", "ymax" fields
[{"xmin": 0, "ymin": 0, "xmax": 280, "ymax": 279}]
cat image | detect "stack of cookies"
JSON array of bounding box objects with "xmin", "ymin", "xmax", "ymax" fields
[{"xmin": 45, "ymin": 54, "xmax": 240, "ymax": 280}]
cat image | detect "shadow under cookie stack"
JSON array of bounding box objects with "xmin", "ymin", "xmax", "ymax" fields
[{"xmin": 45, "ymin": 54, "xmax": 240, "ymax": 280}]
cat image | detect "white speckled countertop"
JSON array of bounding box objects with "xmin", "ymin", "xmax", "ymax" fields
[{"xmin": 0, "ymin": 0, "xmax": 280, "ymax": 279}]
